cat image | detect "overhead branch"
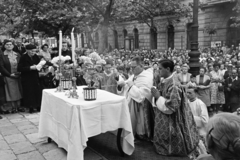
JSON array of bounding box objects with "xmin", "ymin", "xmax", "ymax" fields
[{"xmin": 86, "ymin": 1, "xmax": 105, "ymax": 16}]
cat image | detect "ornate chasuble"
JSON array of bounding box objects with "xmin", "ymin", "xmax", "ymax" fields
[{"xmin": 153, "ymin": 76, "xmax": 199, "ymax": 156}]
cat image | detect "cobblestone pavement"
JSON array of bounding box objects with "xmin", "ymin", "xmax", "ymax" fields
[
  {"xmin": 0, "ymin": 112, "xmax": 190, "ymax": 160},
  {"xmin": 0, "ymin": 112, "xmax": 104, "ymax": 160}
]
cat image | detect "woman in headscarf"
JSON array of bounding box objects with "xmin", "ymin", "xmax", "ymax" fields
[
  {"xmin": 0, "ymin": 40, "xmax": 23, "ymax": 113},
  {"xmin": 18, "ymin": 44, "xmax": 41, "ymax": 113}
]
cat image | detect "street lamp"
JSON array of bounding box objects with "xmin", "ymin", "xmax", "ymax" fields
[{"xmin": 188, "ymin": 0, "xmax": 201, "ymax": 76}]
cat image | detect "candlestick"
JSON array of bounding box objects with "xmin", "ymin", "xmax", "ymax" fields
[
  {"xmin": 71, "ymin": 28, "xmax": 75, "ymax": 64},
  {"xmin": 59, "ymin": 30, "xmax": 62, "ymax": 57}
]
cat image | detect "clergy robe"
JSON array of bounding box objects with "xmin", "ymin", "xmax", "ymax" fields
[
  {"xmin": 118, "ymin": 68, "xmax": 154, "ymax": 138},
  {"xmin": 188, "ymin": 98, "xmax": 209, "ymax": 137},
  {"xmin": 153, "ymin": 74, "xmax": 199, "ymax": 156}
]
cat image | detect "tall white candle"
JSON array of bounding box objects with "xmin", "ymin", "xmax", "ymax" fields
[
  {"xmin": 59, "ymin": 30, "xmax": 62, "ymax": 57},
  {"xmin": 71, "ymin": 28, "xmax": 75, "ymax": 64}
]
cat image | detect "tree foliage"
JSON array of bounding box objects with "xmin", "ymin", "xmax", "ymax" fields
[
  {"xmin": 0, "ymin": 0, "xmax": 27, "ymax": 38},
  {"xmin": 18, "ymin": 0, "xmax": 87, "ymax": 38},
  {"xmin": 231, "ymin": 0, "xmax": 240, "ymax": 28}
]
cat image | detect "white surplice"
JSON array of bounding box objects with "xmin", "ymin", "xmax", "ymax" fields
[
  {"xmin": 118, "ymin": 68, "xmax": 153, "ymax": 136},
  {"xmin": 188, "ymin": 98, "xmax": 209, "ymax": 137}
]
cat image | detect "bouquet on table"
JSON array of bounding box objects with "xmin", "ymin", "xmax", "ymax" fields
[
  {"xmin": 78, "ymin": 52, "xmax": 105, "ymax": 101},
  {"xmin": 51, "ymin": 55, "xmax": 72, "ymax": 90}
]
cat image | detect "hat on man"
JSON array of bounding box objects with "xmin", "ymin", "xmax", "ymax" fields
[{"xmin": 25, "ymin": 44, "xmax": 36, "ymax": 50}]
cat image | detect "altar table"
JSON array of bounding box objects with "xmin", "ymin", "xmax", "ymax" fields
[{"xmin": 38, "ymin": 86, "xmax": 135, "ymax": 160}]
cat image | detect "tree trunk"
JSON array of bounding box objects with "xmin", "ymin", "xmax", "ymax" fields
[
  {"xmin": 88, "ymin": 32, "xmax": 96, "ymax": 49},
  {"xmin": 98, "ymin": 24, "xmax": 108, "ymax": 54}
]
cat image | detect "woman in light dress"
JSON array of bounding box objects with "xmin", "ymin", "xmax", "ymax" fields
[{"xmin": 209, "ymin": 63, "xmax": 225, "ymax": 114}]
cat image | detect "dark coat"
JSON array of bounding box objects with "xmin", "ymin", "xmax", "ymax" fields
[
  {"xmin": 224, "ymin": 77, "xmax": 240, "ymax": 104},
  {"xmin": 18, "ymin": 53, "xmax": 41, "ymax": 108}
]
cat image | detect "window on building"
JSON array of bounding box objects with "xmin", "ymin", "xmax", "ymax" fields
[
  {"xmin": 187, "ymin": 23, "xmax": 193, "ymax": 49},
  {"xmin": 81, "ymin": 33, "xmax": 84, "ymax": 48},
  {"xmin": 168, "ymin": 25, "xmax": 175, "ymax": 49},
  {"xmin": 123, "ymin": 29, "xmax": 128, "ymax": 49},
  {"xmin": 150, "ymin": 27, "xmax": 158, "ymax": 49},
  {"xmin": 226, "ymin": 20, "xmax": 240, "ymax": 47},
  {"xmin": 113, "ymin": 30, "xmax": 119, "ymax": 49},
  {"xmin": 95, "ymin": 32, "xmax": 99, "ymax": 49},
  {"xmin": 133, "ymin": 28, "xmax": 139, "ymax": 49}
]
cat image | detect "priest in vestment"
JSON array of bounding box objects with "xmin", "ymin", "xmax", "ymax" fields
[
  {"xmin": 151, "ymin": 59, "xmax": 199, "ymax": 156},
  {"xmin": 117, "ymin": 56, "xmax": 154, "ymax": 140}
]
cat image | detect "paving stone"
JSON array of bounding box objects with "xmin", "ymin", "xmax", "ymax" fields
[
  {"xmin": 1, "ymin": 128, "xmax": 21, "ymax": 136},
  {"xmin": 14, "ymin": 121, "xmax": 32, "ymax": 127},
  {"xmin": 26, "ymin": 133, "xmax": 47, "ymax": 144},
  {"xmin": 21, "ymin": 128, "xmax": 38, "ymax": 135},
  {"xmin": 10, "ymin": 141, "xmax": 36, "ymax": 155},
  {"xmin": 18, "ymin": 124, "xmax": 36, "ymax": 132},
  {"xmin": 29, "ymin": 118, "xmax": 39, "ymax": 123},
  {"xmin": 0, "ymin": 125, "xmax": 17, "ymax": 133},
  {"xmin": 4, "ymin": 134, "xmax": 27, "ymax": 144},
  {"xmin": 0, "ymin": 120, "xmax": 14, "ymax": 127},
  {"xmin": 10, "ymin": 118, "xmax": 28, "ymax": 124},
  {"xmin": 0, "ymin": 150, "xmax": 17, "ymax": 160},
  {"xmin": 84, "ymin": 148, "xmax": 104, "ymax": 160},
  {"xmin": 43, "ymin": 148, "xmax": 67, "ymax": 160},
  {"xmin": 5, "ymin": 114, "xmax": 23, "ymax": 120},
  {"xmin": 33, "ymin": 122, "xmax": 39, "ymax": 126},
  {"xmin": 0, "ymin": 140, "xmax": 10, "ymax": 150},
  {"xmin": 17, "ymin": 151, "xmax": 45, "ymax": 160},
  {"xmin": 25, "ymin": 114, "xmax": 39, "ymax": 120},
  {"xmin": 35, "ymin": 142, "xmax": 58, "ymax": 154}
]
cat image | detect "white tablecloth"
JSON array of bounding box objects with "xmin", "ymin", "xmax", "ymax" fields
[{"xmin": 38, "ymin": 86, "xmax": 135, "ymax": 160}]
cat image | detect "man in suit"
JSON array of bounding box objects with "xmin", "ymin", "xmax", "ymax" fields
[
  {"xmin": 14, "ymin": 41, "xmax": 26, "ymax": 56},
  {"xmin": 224, "ymin": 69, "xmax": 240, "ymax": 113}
]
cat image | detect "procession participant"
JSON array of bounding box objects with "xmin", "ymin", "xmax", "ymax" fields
[
  {"xmin": 186, "ymin": 87, "xmax": 209, "ymax": 154},
  {"xmin": 196, "ymin": 67, "xmax": 211, "ymax": 107},
  {"xmin": 100, "ymin": 59, "xmax": 118, "ymax": 94},
  {"xmin": 117, "ymin": 56, "xmax": 154, "ymax": 140},
  {"xmin": 151, "ymin": 59, "xmax": 199, "ymax": 156},
  {"xmin": 18, "ymin": 44, "xmax": 42, "ymax": 113},
  {"xmin": 224, "ymin": 69, "xmax": 240, "ymax": 113}
]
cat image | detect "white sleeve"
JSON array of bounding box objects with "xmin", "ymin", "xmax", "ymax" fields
[
  {"xmin": 128, "ymin": 85, "xmax": 150, "ymax": 103},
  {"xmin": 152, "ymin": 96, "xmax": 173, "ymax": 114},
  {"xmin": 194, "ymin": 102, "xmax": 209, "ymax": 127}
]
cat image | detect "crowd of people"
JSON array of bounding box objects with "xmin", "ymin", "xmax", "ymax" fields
[{"xmin": 0, "ymin": 38, "xmax": 239, "ymax": 160}]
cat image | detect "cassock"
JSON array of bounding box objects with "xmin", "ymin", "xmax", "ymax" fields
[
  {"xmin": 153, "ymin": 74, "xmax": 199, "ymax": 156},
  {"xmin": 118, "ymin": 68, "xmax": 154, "ymax": 138}
]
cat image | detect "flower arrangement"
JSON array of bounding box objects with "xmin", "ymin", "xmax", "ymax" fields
[{"xmin": 78, "ymin": 52, "xmax": 105, "ymax": 88}]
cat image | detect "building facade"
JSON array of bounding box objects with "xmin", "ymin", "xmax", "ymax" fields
[{"xmin": 79, "ymin": 0, "xmax": 239, "ymax": 51}]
